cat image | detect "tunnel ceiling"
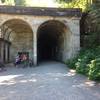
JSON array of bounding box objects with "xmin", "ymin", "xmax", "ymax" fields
[
  {"xmin": 3, "ymin": 19, "xmax": 33, "ymax": 33},
  {"xmin": 37, "ymin": 20, "xmax": 67, "ymax": 39}
]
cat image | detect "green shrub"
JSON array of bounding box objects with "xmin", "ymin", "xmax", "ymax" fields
[
  {"xmin": 76, "ymin": 50, "xmax": 95, "ymax": 75},
  {"xmin": 66, "ymin": 47, "xmax": 100, "ymax": 81},
  {"xmin": 75, "ymin": 58, "xmax": 89, "ymax": 75},
  {"xmin": 88, "ymin": 57, "xmax": 100, "ymax": 81},
  {"xmin": 65, "ymin": 57, "xmax": 77, "ymax": 69}
]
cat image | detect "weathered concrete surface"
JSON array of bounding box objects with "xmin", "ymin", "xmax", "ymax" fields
[
  {"xmin": 0, "ymin": 11, "xmax": 80, "ymax": 64},
  {"xmin": 0, "ymin": 62, "xmax": 100, "ymax": 100}
]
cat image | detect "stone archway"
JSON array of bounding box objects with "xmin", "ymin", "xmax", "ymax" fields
[
  {"xmin": 37, "ymin": 20, "xmax": 71, "ymax": 63},
  {"xmin": 0, "ymin": 19, "xmax": 33, "ymax": 62}
]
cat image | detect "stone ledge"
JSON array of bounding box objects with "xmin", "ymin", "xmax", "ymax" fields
[{"xmin": 0, "ymin": 5, "xmax": 82, "ymax": 17}]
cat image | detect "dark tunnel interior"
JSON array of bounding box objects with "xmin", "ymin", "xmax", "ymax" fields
[{"xmin": 37, "ymin": 20, "xmax": 66, "ymax": 62}]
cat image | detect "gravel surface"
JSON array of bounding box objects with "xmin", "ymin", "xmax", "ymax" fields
[{"xmin": 0, "ymin": 61, "xmax": 100, "ymax": 100}]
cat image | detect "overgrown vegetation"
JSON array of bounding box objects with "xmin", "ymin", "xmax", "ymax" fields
[
  {"xmin": 66, "ymin": 47, "xmax": 100, "ymax": 81},
  {"xmin": 62, "ymin": 0, "xmax": 100, "ymax": 81},
  {"xmin": 88, "ymin": 57, "xmax": 100, "ymax": 80},
  {"xmin": 56, "ymin": 0, "xmax": 92, "ymax": 11},
  {"xmin": 0, "ymin": 0, "xmax": 26, "ymax": 6},
  {"xmin": 89, "ymin": 0, "xmax": 100, "ymax": 32}
]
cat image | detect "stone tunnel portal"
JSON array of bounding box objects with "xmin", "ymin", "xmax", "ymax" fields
[
  {"xmin": 0, "ymin": 6, "xmax": 81, "ymax": 65},
  {"xmin": 37, "ymin": 20, "xmax": 68, "ymax": 63},
  {"xmin": 1, "ymin": 19, "xmax": 33, "ymax": 62}
]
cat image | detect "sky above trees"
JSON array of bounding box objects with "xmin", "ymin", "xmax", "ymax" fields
[
  {"xmin": 0, "ymin": 0, "xmax": 93, "ymax": 11},
  {"xmin": 0, "ymin": 0, "xmax": 58, "ymax": 7}
]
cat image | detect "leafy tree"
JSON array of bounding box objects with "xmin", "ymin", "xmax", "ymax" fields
[
  {"xmin": 89, "ymin": 0, "xmax": 100, "ymax": 32},
  {"xmin": 1, "ymin": 0, "xmax": 5, "ymax": 3},
  {"xmin": 14, "ymin": 0, "xmax": 26, "ymax": 6},
  {"xmin": 56, "ymin": 0, "xmax": 92, "ymax": 11},
  {"xmin": 0, "ymin": 0, "xmax": 26, "ymax": 6},
  {"xmin": 0, "ymin": 0, "xmax": 14, "ymax": 5},
  {"xmin": 80, "ymin": 0, "xmax": 100, "ymax": 48}
]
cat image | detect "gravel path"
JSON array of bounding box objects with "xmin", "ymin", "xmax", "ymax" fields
[{"xmin": 0, "ymin": 61, "xmax": 100, "ymax": 100}]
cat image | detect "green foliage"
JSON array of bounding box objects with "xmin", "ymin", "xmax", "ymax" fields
[
  {"xmin": 88, "ymin": 57, "xmax": 100, "ymax": 81},
  {"xmin": 66, "ymin": 47, "xmax": 100, "ymax": 81},
  {"xmin": 2, "ymin": 0, "xmax": 15, "ymax": 5},
  {"xmin": 14, "ymin": 0, "xmax": 26, "ymax": 6},
  {"xmin": 66, "ymin": 57, "xmax": 78, "ymax": 69},
  {"xmin": 56, "ymin": 0, "xmax": 92, "ymax": 11},
  {"xmin": 1, "ymin": 0, "xmax": 5, "ymax": 3},
  {"xmin": 88, "ymin": 0, "xmax": 100, "ymax": 33},
  {"xmin": 0, "ymin": 0, "xmax": 26, "ymax": 6},
  {"xmin": 81, "ymin": 32, "xmax": 100, "ymax": 48},
  {"xmin": 56, "ymin": 0, "xmax": 73, "ymax": 3},
  {"xmin": 76, "ymin": 50, "xmax": 95, "ymax": 75},
  {"xmin": 81, "ymin": 1, "xmax": 100, "ymax": 48}
]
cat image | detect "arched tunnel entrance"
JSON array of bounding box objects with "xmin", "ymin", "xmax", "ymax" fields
[
  {"xmin": 0, "ymin": 19, "xmax": 33, "ymax": 62},
  {"xmin": 37, "ymin": 20, "xmax": 67, "ymax": 63}
]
